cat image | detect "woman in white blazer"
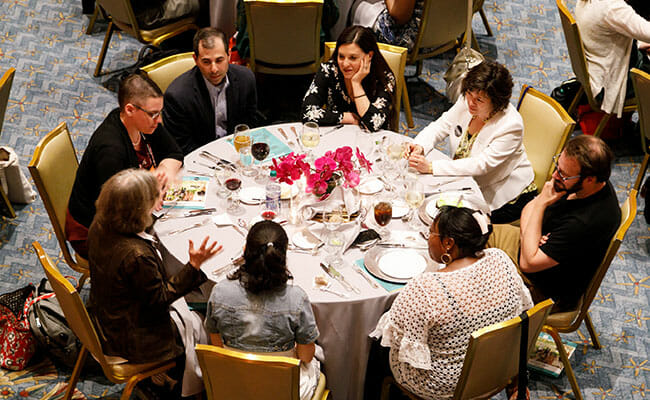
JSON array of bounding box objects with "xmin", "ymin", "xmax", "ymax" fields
[{"xmin": 407, "ymin": 61, "xmax": 535, "ymax": 223}]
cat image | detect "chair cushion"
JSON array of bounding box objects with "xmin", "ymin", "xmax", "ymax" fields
[
  {"xmin": 108, "ymin": 359, "xmax": 175, "ymax": 383},
  {"xmin": 546, "ymin": 297, "xmax": 583, "ymax": 328}
]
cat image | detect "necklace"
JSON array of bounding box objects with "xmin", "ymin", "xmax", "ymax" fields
[{"xmin": 131, "ymin": 133, "xmax": 141, "ymax": 147}]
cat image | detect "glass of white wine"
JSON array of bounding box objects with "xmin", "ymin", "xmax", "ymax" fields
[
  {"xmin": 405, "ymin": 179, "xmax": 424, "ymax": 229},
  {"xmin": 301, "ymin": 122, "xmax": 320, "ymax": 161}
]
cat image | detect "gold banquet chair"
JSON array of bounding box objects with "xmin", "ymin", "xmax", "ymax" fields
[
  {"xmin": 140, "ymin": 51, "xmax": 195, "ymax": 93},
  {"xmin": 556, "ymin": 0, "xmax": 636, "ymax": 136},
  {"xmin": 542, "ymin": 191, "xmax": 637, "ymax": 400},
  {"xmin": 473, "ymin": 0, "xmax": 493, "ymax": 37},
  {"xmin": 94, "ymin": 0, "xmax": 199, "ymax": 77},
  {"xmin": 32, "ymin": 241, "xmax": 176, "ymax": 400},
  {"xmin": 381, "ymin": 299, "xmax": 554, "ymax": 400},
  {"xmin": 630, "ymin": 68, "xmax": 650, "ymax": 192},
  {"xmin": 517, "ymin": 85, "xmax": 575, "ymax": 191},
  {"xmin": 28, "ymin": 122, "xmax": 89, "ymax": 288},
  {"xmin": 245, "ymin": 0, "xmax": 323, "ymax": 75},
  {"xmin": 0, "ymin": 67, "xmax": 16, "ymax": 218},
  {"xmin": 323, "ymin": 42, "xmax": 408, "ymax": 132},
  {"xmin": 196, "ymin": 344, "xmax": 330, "ymax": 400}
]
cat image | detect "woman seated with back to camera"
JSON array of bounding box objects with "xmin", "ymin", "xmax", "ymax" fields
[
  {"xmin": 369, "ymin": 206, "xmax": 533, "ymax": 400},
  {"xmin": 205, "ymin": 220, "xmax": 321, "ymax": 400},
  {"xmin": 301, "ymin": 25, "xmax": 395, "ymax": 132},
  {"xmin": 407, "ymin": 60, "xmax": 535, "ymax": 224},
  {"xmin": 87, "ymin": 169, "xmax": 220, "ymax": 397}
]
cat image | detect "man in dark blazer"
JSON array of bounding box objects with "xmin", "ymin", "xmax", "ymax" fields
[{"xmin": 163, "ymin": 27, "xmax": 258, "ymax": 155}]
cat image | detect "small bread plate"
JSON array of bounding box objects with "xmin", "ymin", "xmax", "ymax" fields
[
  {"xmin": 292, "ymin": 229, "xmax": 321, "ymax": 250},
  {"xmin": 364, "ymin": 246, "xmax": 435, "ymax": 284},
  {"xmin": 240, "ymin": 187, "xmax": 265, "ymax": 205},
  {"xmin": 418, "ymin": 192, "xmax": 467, "ymax": 225},
  {"xmin": 392, "ymin": 199, "xmax": 409, "ymax": 218},
  {"xmin": 357, "ymin": 178, "xmax": 384, "ymax": 195}
]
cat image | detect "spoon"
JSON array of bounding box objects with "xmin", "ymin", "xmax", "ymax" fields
[{"xmin": 357, "ymin": 238, "xmax": 379, "ymax": 251}]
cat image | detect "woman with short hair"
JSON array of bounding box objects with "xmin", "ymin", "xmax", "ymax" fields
[
  {"xmin": 370, "ymin": 206, "xmax": 533, "ymax": 399},
  {"xmin": 301, "ymin": 25, "xmax": 395, "ymax": 131},
  {"xmin": 407, "ymin": 60, "xmax": 535, "ymax": 223},
  {"xmin": 205, "ymin": 220, "xmax": 321, "ymax": 400}
]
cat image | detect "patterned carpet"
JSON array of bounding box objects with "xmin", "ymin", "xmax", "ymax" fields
[{"xmin": 0, "ymin": 0, "xmax": 648, "ymax": 398}]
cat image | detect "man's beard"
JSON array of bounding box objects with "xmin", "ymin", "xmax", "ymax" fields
[{"xmin": 553, "ymin": 176, "xmax": 584, "ymax": 195}]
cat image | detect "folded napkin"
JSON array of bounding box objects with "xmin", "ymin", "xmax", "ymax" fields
[
  {"xmin": 305, "ymin": 219, "xmax": 361, "ymax": 252},
  {"xmin": 299, "ymin": 186, "xmax": 360, "ymax": 217}
]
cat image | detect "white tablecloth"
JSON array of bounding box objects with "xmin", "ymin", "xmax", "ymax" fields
[{"xmin": 155, "ymin": 122, "xmax": 487, "ymax": 400}]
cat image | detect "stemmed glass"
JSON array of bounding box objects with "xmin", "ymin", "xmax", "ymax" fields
[
  {"xmin": 404, "ymin": 179, "xmax": 424, "ymax": 229},
  {"xmin": 373, "ymin": 197, "xmax": 392, "ymax": 240},
  {"xmin": 301, "ymin": 122, "xmax": 320, "ymax": 162},
  {"xmin": 252, "ymin": 138, "xmax": 270, "ymax": 184},
  {"xmin": 224, "ymin": 167, "xmax": 244, "ymax": 215},
  {"xmin": 323, "ymin": 205, "xmax": 347, "ymax": 267},
  {"xmin": 234, "ymin": 124, "xmax": 256, "ymax": 177},
  {"xmin": 215, "ymin": 164, "xmax": 235, "ymax": 199}
]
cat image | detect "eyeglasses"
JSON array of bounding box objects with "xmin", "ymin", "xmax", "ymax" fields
[
  {"xmin": 132, "ymin": 103, "xmax": 162, "ymax": 119},
  {"xmin": 552, "ymin": 155, "xmax": 581, "ymax": 182}
]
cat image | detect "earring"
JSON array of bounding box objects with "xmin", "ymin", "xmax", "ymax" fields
[{"xmin": 441, "ymin": 252, "xmax": 453, "ymax": 265}]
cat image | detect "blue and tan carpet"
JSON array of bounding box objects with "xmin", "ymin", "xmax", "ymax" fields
[{"xmin": 0, "ymin": 0, "xmax": 648, "ymax": 398}]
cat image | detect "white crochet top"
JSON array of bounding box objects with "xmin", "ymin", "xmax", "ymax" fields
[{"xmin": 370, "ymin": 248, "xmax": 533, "ymax": 400}]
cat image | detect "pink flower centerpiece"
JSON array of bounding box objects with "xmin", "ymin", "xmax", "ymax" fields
[{"xmin": 271, "ymin": 146, "xmax": 372, "ymax": 199}]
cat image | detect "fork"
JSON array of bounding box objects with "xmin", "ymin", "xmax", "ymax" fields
[
  {"xmin": 318, "ymin": 282, "xmax": 348, "ymax": 298},
  {"xmin": 351, "ymin": 263, "xmax": 380, "ymax": 289},
  {"xmin": 168, "ymin": 219, "xmax": 210, "ymax": 235}
]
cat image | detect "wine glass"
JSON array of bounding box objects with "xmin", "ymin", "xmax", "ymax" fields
[
  {"xmin": 224, "ymin": 168, "xmax": 244, "ymax": 215},
  {"xmin": 215, "ymin": 165, "xmax": 234, "ymax": 199},
  {"xmin": 234, "ymin": 124, "xmax": 256, "ymax": 177},
  {"xmin": 373, "ymin": 197, "xmax": 393, "ymax": 239},
  {"xmin": 252, "ymin": 138, "xmax": 270, "ymax": 184},
  {"xmin": 324, "ymin": 230, "xmax": 345, "ymax": 267},
  {"xmin": 233, "ymin": 124, "xmax": 251, "ymax": 156},
  {"xmin": 301, "ymin": 122, "xmax": 320, "ymax": 161},
  {"xmin": 404, "ymin": 180, "xmax": 424, "ymax": 229}
]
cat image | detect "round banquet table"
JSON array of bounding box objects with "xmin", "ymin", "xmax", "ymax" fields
[{"xmin": 154, "ymin": 122, "xmax": 487, "ymax": 400}]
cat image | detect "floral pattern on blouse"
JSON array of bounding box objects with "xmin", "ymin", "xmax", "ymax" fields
[
  {"xmin": 373, "ymin": 0, "xmax": 424, "ymax": 52},
  {"xmin": 301, "ymin": 60, "xmax": 395, "ymax": 132}
]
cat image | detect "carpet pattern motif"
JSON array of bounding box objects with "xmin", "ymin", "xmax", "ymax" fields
[{"xmin": 0, "ymin": 0, "xmax": 647, "ymax": 398}]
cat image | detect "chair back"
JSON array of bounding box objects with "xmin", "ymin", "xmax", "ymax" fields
[
  {"xmin": 245, "ymin": 0, "xmax": 323, "ymax": 75},
  {"xmin": 140, "ymin": 52, "xmax": 195, "ymax": 93},
  {"xmin": 96, "ymin": 0, "xmax": 139, "ymax": 36},
  {"xmin": 323, "ymin": 42, "xmax": 407, "ymax": 131},
  {"xmin": 556, "ymin": 0, "xmax": 599, "ymax": 110},
  {"xmin": 453, "ymin": 299, "xmax": 554, "ymax": 399},
  {"xmin": 196, "ymin": 344, "xmax": 301, "ymax": 400},
  {"xmin": 569, "ymin": 191, "xmax": 637, "ymax": 326},
  {"xmin": 0, "ymin": 67, "xmax": 15, "ymax": 137},
  {"xmin": 631, "ymin": 68, "xmax": 650, "ymax": 149},
  {"xmin": 409, "ymin": 0, "xmax": 468, "ymax": 64},
  {"xmin": 517, "ymin": 85, "xmax": 575, "ymax": 190},
  {"xmin": 32, "ymin": 241, "xmax": 107, "ymax": 365},
  {"xmin": 28, "ymin": 122, "xmax": 88, "ymax": 275}
]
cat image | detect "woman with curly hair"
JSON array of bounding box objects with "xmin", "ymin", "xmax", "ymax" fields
[{"xmin": 205, "ymin": 220, "xmax": 321, "ymax": 400}]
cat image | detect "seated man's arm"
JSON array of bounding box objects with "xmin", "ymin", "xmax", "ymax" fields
[
  {"xmin": 162, "ymin": 90, "xmax": 200, "ymax": 155},
  {"xmin": 519, "ymin": 181, "xmax": 563, "ymax": 273}
]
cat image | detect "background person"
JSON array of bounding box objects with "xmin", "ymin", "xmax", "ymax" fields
[
  {"xmin": 87, "ymin": 169, "xmax": 220, "ymax": 397},
  {"xmin": 407, "ymin": 60, "xmax": 535, "ymax": 224},
  {"xmin": 301, "ymin": 25, "xmax": 395, "ymax": 132},
  {"xmin": 205, "ymin": 220, "xmax": 321, "ymax": 400},
  {"xmin": 350, "ymin": 0, "xmax": 424, "ymax": 51},
  {"xmin": 66, "ymin": 73, "xmax": 183, "ymax": 259},
  {"xmin": 163, "ymin": 27, "xmax": 258, "ymax": 155},
  {"xmin": 369, "ymin": 206, "xmax": 533, "ymax": 400}
]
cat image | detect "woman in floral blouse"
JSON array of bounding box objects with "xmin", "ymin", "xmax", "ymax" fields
[{"xmin": 301, "ymin": 25, "xmax": 395, "ymax": 132}]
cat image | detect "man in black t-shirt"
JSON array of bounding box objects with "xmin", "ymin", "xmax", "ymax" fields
[{"xmin": 518, "ymin": 135, "xmax": 621, "ymax": 311}]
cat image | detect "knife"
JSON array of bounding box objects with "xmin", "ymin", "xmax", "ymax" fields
[
  {"xmin": 320, "ymin": 263, "xmax": 360, "ymax": 293},
  {"xmin": 184, "ymin": 208, "xmax": 216, "ymax": 217},
  {"xmin": 200, "ymin": 150, "xmax": 235, "ymax": 167},
  {"xmin": 378, "ymin": 243, "xmax": 428, "ymax": 250},
  {"xmin": 321, "ymin": 124, "xmax": 344, "ymax": 136}
]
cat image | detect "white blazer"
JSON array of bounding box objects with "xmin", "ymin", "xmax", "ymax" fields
[{"xmin": 413, "ymin": 95, "xmax": 534, "ymax": 211}]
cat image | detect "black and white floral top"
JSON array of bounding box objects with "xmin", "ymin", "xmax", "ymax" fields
[{"xmin": 301, "ymin": 60, "xmax": 395, "ymax": 132}]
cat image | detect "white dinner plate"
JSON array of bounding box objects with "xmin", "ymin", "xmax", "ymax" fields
[
  {"xmin": 357, "ymin": 179, "xmax": 383, "ymax": 195},
  {"xmin": 292, "ymin": 230, "xmax": 321, "ymax": 249},
  {"xmin": 240, "ymin": 187, "xmax": 265, "ymax": 204},
  {"xmin": 392, "ymin": 200, "xmax": 409, "ymax": 218},
  {"xmin": 378, "ymin": 251, "xmax": 428, "ymax": 279}
]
